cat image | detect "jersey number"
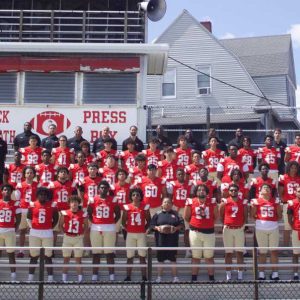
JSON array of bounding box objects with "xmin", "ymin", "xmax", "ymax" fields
[
  {"xmin": 0, "ymin": 210, "xmax": 12, "ymax": 223},
  {"xmin": 96, "ymin": 206, "xmax": 110, "ymax": 218}
]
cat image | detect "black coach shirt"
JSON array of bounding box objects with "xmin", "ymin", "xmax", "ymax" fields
[
  {"xmin": 13, "ymin": 131, "xmax": 41, "ymax": 150},
  {"xmin": 41, "ymin": 135, "xmax": 59, "ymax": 151},
  {"xmin": 67, "ymin": 136, "xmax": 89, "ymax": 153}
]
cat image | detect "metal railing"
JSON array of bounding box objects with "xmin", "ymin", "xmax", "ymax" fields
[{"xmin": 0, "ymin": 10, "xmax": 145, "ymax": 43}]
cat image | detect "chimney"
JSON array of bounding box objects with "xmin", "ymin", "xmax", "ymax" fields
[{"xmin": 200, "ymin": 21, "xmax": 212, "ymax": 33}]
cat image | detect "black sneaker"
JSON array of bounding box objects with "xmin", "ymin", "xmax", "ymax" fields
[
  {"xmin": 258, "ymin": 276, "xmax": 266, "ymax": 281},
  {"xmin": 142, "ymin": 276, "xmax": 147, "ymax": 281},
  {"xmin": 209, "ymin": 275, "xmax": 215, "ymax": 281},
  {"xmin": 191, "ymin": 275, "xmax": 197, "ymax": 282},
  {"xmin": 124, "ymin": 276, "xmax": 131, "ymax": 282},
  {"xmin": 293, "ymin": 275, "xmax": 299, "ymax": 281}
]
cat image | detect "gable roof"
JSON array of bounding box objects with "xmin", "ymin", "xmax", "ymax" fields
[{"xmin": 220, "ymin": 35, "xmax": 297, "ymax": 85}]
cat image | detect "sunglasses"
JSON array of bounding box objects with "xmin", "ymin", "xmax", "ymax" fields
[{"xmin": 229, "ymin": 189, "xmax": 238, "ymax": 192}]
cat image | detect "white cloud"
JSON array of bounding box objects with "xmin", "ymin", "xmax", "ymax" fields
[
  {"xmin": 220, "ymin": 32, "xmax": 236, "ymax": 39},
  {"xmin": 288, "ymin": 24, "xmax": 300, "ymax": 48}
]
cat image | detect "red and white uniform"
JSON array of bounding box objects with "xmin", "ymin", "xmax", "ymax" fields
[
  {"xmin": 20, "ymin": 146, "xmax": 43, "ymax": 166},
  {"xmin": 135, "ymin": 176, "xmax": 166, "ymax": 208},
  {"xmin": 251, "ymin": 197, "xmax": 279, "ymax": 222},
  {"xmin": 185, "ymin": 162, "xmax": 205, "ymax": 181},
  {"xmin": 16, "ymin": 181, "xmax": 38, "ymax": 209},
  {"xmin": 85, "ymin": 154, "xmax": 97, "ymax": 164},
  {"xmin": 250, "ymin": 177, "xmax": 277, "ymax": 198},
  {"xmin": 158, "ymin": 160, "xmax": 177, "ymax": 182},
  {"xmin": 96, "ymin": 149, "xmax": 117, "ymax": 168},
  {"xmin": 0, "ymin": 200, "xmax": 21, "ymax": 229},
  {"xmin": 61, "ymin": 209, "xmax": 87, "ymax": 236},
  {"xmin": 168, "ymin": 180, "xmax": 192, "ymax": 208},
  {"xmin": 185, "ymin": 197, "xmax": 216, "ymax": 229},
  {"xmin": 193, "ymin": 178, "xmax": 218, "ymax": 201},
  {"xmin": 69, "ymin": 163, "xmax": 89, "ymax": 183},
  {"xmin": 142, "ymin": 149, "xmax": 163, "ymax": 167},
  {"xmin": 217, "ymin": 157, "xmax": 249, "ymax": 181},
  {"xmin": 129, "ymin": 166, "xmax": 147, "ymax": 183},
  {"xmin": 89, "ymin": 196, "xmax": 118, "ymax": 225},
  {"xmin": 221, "ymin": 181, "xmax": 249, "ymax": 201},
  {"xmin": 4, "ymin": 163, "xmax": 24, "ymax": 187},
  {"xmin": 52, "ymin": 147, "xmax": 74, "ymax": 168},
  {"xmin": 119, "ymin": 150, "xmax": 138, "ymax": 172},
  {"xmin": 257, "ymin": 147, "xmax": 280, "ymax": 171},
  {"xmin": 287, "ymin": 199, "xmax": 300, "ymax": 230},
  {"xmin": 123, "ymin": 203, "xmax": 150, "ymax": 233},
  {"xmin": 78, "ymin": 176, "xmax": 102, "ymax": 208},
  {"xmin": 202, "ymin": 148, "xmax": 225, "ymax": 173},
  {"xmin": 285, "ymin": 145, "xmax": 300, "ymax": 163},
  {"xmin": 48, "ymin": 180, "xmax": 75, "ymax": 211},
  {"xmin": 111, "ymin": 182, "xmax": 131, "ymax": 208},
  {"xmin": 279, "ymin": 174, "xmax": 300, "ymax": 203},
  {"xmin": 99, "ymin": 166, "xmax": 118, "ymax": 185},
  {"xmin": 29, "ymin": 200, "xmax": 58, "ymax": 230},
  {"xmin": 222, "ymin": 197, "xmax": 247, "ymax": 227},
  {"xmin": 174, "ymin": 147, "xmax": 192, "ymax": 167},
  {"xmin": 238, "ymin": 148, "xmax": 257, "ymax": 173},
  {"xmin": 35, "ymin": 163, "xmax": 56, "ymax": 186}
]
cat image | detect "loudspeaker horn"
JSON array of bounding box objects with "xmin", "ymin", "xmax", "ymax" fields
[{"xmin": 138, "ymin": 0, "xmax": 167, "ymax": 22}]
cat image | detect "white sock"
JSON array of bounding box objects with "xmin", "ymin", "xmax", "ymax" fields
[
  {"xmin": 237, "ymin": 271, "xmax": 243, "ymax": 280},
  {"xmin": 11, "ymin": 272, "xmax": 16, "ymax": 280},
  {"xmin": 48, "ymin": 275, "xmax": 53, "ymax": 282},
  {"xmin": 62, "ymin": 273, "xmax": 67, "ymax": 282},
  {"xmin": 28, "ymin": 274, "xmax": 34, "ymax": 281},
  {"xmin": 259, "ymin": 271, "xmax": 265, "ymax": 278},
  {"xmin": 92, "ymin": 274, "xmax": 98, "ymax": 281},
  {"xmin": 109, "ymin": 274, "xmax": 115, "ymax": 281},
  {"xmin": 294, "ymin": 272, "xmax": 298, "ymax": 276},
  {"xmin": 78, "ymin": 275, "xmax": 83, "ymax": 282},
  {"xmin": 226, "ymin": 271, "xmax": 231, "ymax": 280},
  {"xmin": 272, "ymin": 272, "xmax": 278, "ymax": 278}
]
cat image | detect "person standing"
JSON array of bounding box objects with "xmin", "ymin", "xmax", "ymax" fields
[
  {"xmin": 228, "ymin": 128, "xmax": 244, "ymax": 149},
  {"xmin": 92, "ymin": 126, "xmax": 117, "ymax": 154},
  {"xmin": 0, "ymin": 133, "xmax": 7, "ymax": 185},
  {"xmin": 273, "ymin": 128, "xmax": 286, "ymax": 175},
  {"xmin": 154, "ymin": 125, "xmax": 172, "ymax": 150},
  {"xmin": 41, "ymin": 124, "xmax": 59, "ymax": 152},
  {"xmin": 122, "ymin": 125, "xmax": 144, "ymax": 152},
  {"xmin": 14, "ymin": 122, "xmax": 41, "ymax": 151},
  {"xmin": 68, "ymin": 126, "xmax": 89, "ymax": 153}
]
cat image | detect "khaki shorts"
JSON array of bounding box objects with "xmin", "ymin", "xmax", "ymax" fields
[
  {"xmin": 90, "ymin": 230, "xmax": 116, "ymax": 254},
  {"xmin": 189, "ymin": 230, "xmax": 215, "ymax": 259},
  {"xmin": 150, "ymin": 207, "xmax": 161, "ymax": 217},
  {"xmin": 256, "ymin": 228, "xmax": 279, "ymax": 254},
  {"xmin": 282, "ymin": 203, "xmax": 292, "ymax": 230},
  {"xmin": 62, "ymin": 234, "xmax": 84, "ymax": 258},
  {"xmin": 126, "ymin": 232, "xmax": 147, "ymax": 258},
  {"xmin": 174, "ymin": 206, "xmax": 189, "ymax": 229},
  {"xmin": 29, "ymin": 235, "xmax": 53, "ymax": 257},
  {"xmin": 0, "ymin": 231, "xmax": 16, "ymax": 253},
  {"xmin": 223, "ymin": 226, "xmax": 245, "ymax": 253},
  {"xmin": 19, "ymin": 212, "xmax": 28, "ymax": 230}
]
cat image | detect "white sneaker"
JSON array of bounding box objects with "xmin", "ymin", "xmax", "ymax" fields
[
  {"xmin": 237, "ymin": 271, "xmax": 243, "ymax": 280},
  {"xmin": 109, "ymin": 274, "xmax": 115, "ymax": 281},
  {"xmin": 10, "ymin": 273, "xmax": 17, "ymax": 282},
  {"xmin": 155, "ymin": 276, "xmax": 162, "ymax": 283},
  {"xmin": 172, "ymin": 277, "xmax": 179, "ymax": 283},
  {"xmin": 92, "ymin": 274, "xmax": 98, "ymax": 281},
  {"xmin": 27, "ymin": 274, "xmax": 34, "ymax": 282},
  {"xmin": 185, "ymin": 250, "xmax": 192, "ymax": 258},
  {"xmin": 47, "ymin": 275, "xmax": 54, "ymax": 282},
  {"xmin": 78, "ymin": 275, "xmax": 83, "ymax": 283},
  {"xmin": 226, "ymin": 271, "xmax": 232, "ymax": 281}
]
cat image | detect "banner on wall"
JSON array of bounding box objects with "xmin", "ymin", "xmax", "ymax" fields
[{"xmin": 0, "ymin": 107, "xmax": 138, "ymax": 144}]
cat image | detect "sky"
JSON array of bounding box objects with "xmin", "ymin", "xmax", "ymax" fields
[{"xmin": 147, "ymin": 0, "xmax": 300, "ymax": 106}]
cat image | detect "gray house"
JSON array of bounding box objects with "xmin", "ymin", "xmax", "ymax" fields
[{"xmin": 146, "ymin": 10, "xmax": 298, "ymax": 144}]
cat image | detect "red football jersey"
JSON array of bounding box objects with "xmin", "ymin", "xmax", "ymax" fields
[
  {"xmin": 123, "ymin": 202, "xmax": 150, "ymax": 233},
  {"xmin": 61, "ymin": 209, "xmax": 87, "ymax": 235},
  {"xmin": 168, "ymin": 180, "xmax": 192, "ymax": 208},
  {"xmin": 202, "ymin": 148, "xmax": 225, "ymax": 172},
  {"xmin": 217, "ymin": 157, "xmax": 249, "ymax": 181},
  {"xmin": 193, "ymin": 178, "xmax": 218, "ymax": 200},
  {"xmin": 238, "ymin": 148, "xmax": 257, "ymax": 173},
  {"xmin": 111, "ymin": 182, "xmax": 131, "ymax": 207},
  {"xmin": 142, "ymin": 149, "xmax": 163, "ymax": 167},
  {"xmin": 89, "ymin": 195, "xmax": 118, "ymax": 225},
  {"xmin": 20, "ymin": 146, "xmax": 43, "ymax": 166},
  {"xmin": 85, "ymin": 154, "xmax": 97, "ymax": 164},
  {"xmin": 96, "ymin": 149, "xmax": 117, "ymax": 168},
  {"xmin": 99, "ymin": 166, "xmax": 118, "ymax": 185},
  {"xmin": 158, "ymin": 160, "xmax": 177, "ymax": 182},
  {"xmin": 185, "ymin": 197, "xmax": 216, "ymax": 229},
  {"xmin": 279, "ymin": 174, "xmax": 300, "ymax": 203},
  {"xmin": 0, "ymin": 200, "xmax": 21, "ymax": 228},
  {"xmin": 250, "ymin": 177, "xmax": 277, "ymax": 198},
  {"xmin": 119, "ymin": 150, "xmax": 138, "ymax": 172},
  {"xmin": 285, "ymin": 145, "xmax": 300, "ymax": 163},
  {"xmin": 287, "ymin": 199, "xmax": 300, "ymax": 230},
  {"xmin": 16, "ymin": 181, "xmax": 38, "ymax": 209},
  {"xmin": 222, "ymin": 197, "xmax": 247, "ymax": 227},
  {"xmin": 136, "ymin": 176, "xmax": 166, "ymax": 208},
  {"xmin": 69, "ymin": 163, "xmax": 89, "ymax": 183},
  {"xmin": 184, "ymin": 163, "xmax": 205, "ymax": 181},
  {"xmin": 29, "ymin": 200, "xmax": 57, "ymax": 230},
  {"xmin": 35, "ymin": 163, "xmax": 56, "ymax": 186},
  {"xmin": 129, "ymin": 166, "xmax": 147, "ymax": 183},
  {"xmin": 78, "ymin": 176, "xmax": 102, "ymax": 208},
  {"xmin": 5, "ymin": 163, "xmax": 25, "ymax": 187},
  {"xmin": 48, "ymin": 180, "xmax": 75, "ymax": 211},
  {"xmin": 251, "ymin": 197, "xmax": 279, "ymax": 222},
  {"xmin": 52, "ymin": 147, "xmax": 74, "ymax": 168},
  {"xmin": 174, "ymin": 147, "xmax": 192, "ymax": 167},
  {"xmin": 257, "ymin": 147, "xmax": 280, "ymax": 171}
]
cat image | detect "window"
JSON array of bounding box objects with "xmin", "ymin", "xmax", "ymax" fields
[
  {"xmin": 197, "ymin": 66, "xmax": 211, "ymax": 96},
  {"xmin": 0, "ymin": 73, "xmax": 17, "ymax": 103},
  {"xmin": 162, "ymin": 68, "xmax": 176, "ymax": 98}
]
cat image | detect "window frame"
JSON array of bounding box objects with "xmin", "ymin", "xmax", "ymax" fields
[
  {"xmin": 161, "ymin": 68, "xmax": 176, "ymax": 99},
  {"xmin": 196, "ymin": 65, "xmax": 212, "ymax": 97}
]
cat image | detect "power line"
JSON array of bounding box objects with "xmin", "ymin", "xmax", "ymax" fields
[{"xmin": 168, "ymin": 56, "xmax": 289, "ymax": 108}]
